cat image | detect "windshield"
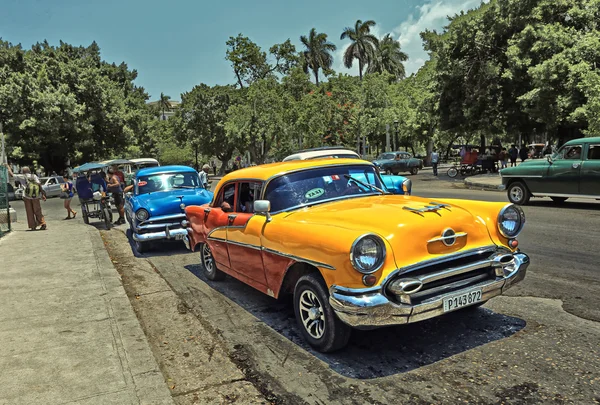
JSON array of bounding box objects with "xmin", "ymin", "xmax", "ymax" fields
[
  {"xmin": 137, "ymin": 172, "xmax": 200, "ymax": 194},
  {"xmin": 377, "ymin": 153, "xmax": 395, "ymax": 160},
  {"xmin": 552, "ymin": 144, "xmax": 582, "ymax": 160},
  {"xmin": 265, "ymin": 164, "xmax": 386, "ymax": 213}
]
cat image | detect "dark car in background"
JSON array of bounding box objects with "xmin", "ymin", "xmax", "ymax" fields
[{"xmin": 372, "ymin": 152, "xmax": 424, "ymax": 175}]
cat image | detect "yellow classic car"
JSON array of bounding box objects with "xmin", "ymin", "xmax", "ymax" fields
[{"xmin": 183, "ymin": 158, "xmax": 529, "ymax": 352}]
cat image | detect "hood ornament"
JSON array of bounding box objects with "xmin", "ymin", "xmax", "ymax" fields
[
  {"xmin": 428, "ymin": 228, "xmax": 467, "ymax": 246},
  {"xmin": 403, "ymin": 202, "xmax": 451, "ymax": 216}
]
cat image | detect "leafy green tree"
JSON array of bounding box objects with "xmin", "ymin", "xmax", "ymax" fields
[
  {"xmin": 341, "ymin": 20, "xmax": 378, "ymax": 80},
  {"xmin": 367, "ymin": 34, "xmax": 408, "ymax": 80},
  {"xmin": 300, "ymin": 28, "xmax": 337, "ymax": 85}
]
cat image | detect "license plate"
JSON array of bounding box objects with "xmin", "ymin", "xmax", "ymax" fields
[
  {"xmin": 174, "ymin": 234, "xmax": 185, "ymax": 240},
  {"xmin": 443, "ymin": 288, "xmax": 482, "ymax": 312}
]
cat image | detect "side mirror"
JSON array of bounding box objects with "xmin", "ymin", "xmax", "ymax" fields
[{"xmin": 254, "ymin": 200, "xmax": 272, "ymax": 222}]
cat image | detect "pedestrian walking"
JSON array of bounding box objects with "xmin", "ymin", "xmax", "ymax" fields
[
  {"xmin": 430, "ymin": 149, "xmax": 440, "ymax": 176},
  {"xmin": 5, "ymin": 164, "xmax": 47, "ymax": 231},
  {"xmin": 211, "ymin": 160, "xmax": 217, "ymax": 176},
  {"xmin": 499, "ymin": 148, "xmax": 508, "ymax": 169},
  {"xmin": 107, "ymin": 169, "xmax": 125, "ymax": 225},
  {"xmin": 508, "ymin": 145, "xmax": 518, "ymax": 167},
  {"xmin": 519, "ymin": 145, "xmax": 528, "ymax": 163},
  {"xmin": 60, "ymin": 173, "xmax": 77, "ymax": 220},
  {"xmin": 199, "ymin": 164, "xmax": 210, "ymax": 189}
]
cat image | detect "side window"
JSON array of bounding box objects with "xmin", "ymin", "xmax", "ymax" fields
[
  {"xmin": 587, "ymin": 145, "xmax": 600, "ymax": 160},
  {"xmin": 236, "ymin": 182, "xmax": 263, "ymax": 213},
  {"xmin": 215, "ymin": 183, "xmax": 236, "ymax": 211},
  {"xmin": 557, "ymin": 145, "xmax": 582, "ymax": 160},
  {"xmin": 57, "ymin": 177, "xmax": 65, "ymax": 183},
  {"xmin": 47, "ymin": 178, "xmax": 57, "ymax": 185}
]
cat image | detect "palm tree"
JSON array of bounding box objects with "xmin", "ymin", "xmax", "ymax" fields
[
  {"xmin": 367, "ymin": 34, "xmax": 409, "ymax": 79},
  {"xmin": 300, "ymin": 28, "xmax": 337, "ymax": 85},
  {"xmin": 340, "ymin": 20, "xmax": 379, "ymax": 80},
  {"xmin": 158, "ymin": 92, "xmax": 171, "ymax": 120}
]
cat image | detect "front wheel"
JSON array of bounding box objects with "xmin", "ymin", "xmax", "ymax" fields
[
  {"xmin": 385, "ymin": 169, "xmax": 393, "ymax": 175},
  {"xmin": 447, "ymin": 167, "xmax": 458, "ymax": 178},
  {"xmin": 103, "ymin": 208, "xmax": 111, "ymax": 230},
  {"xmin": 200, "ymin": 243, "xmax": 225, "ymax": 281},
  {"xmin": 410, "ymin": 167, "xmax": 419, "ymax": 175},
  {"xmin": 134, "ymin": 239, "xmax": 148, "ymax": 253},
  {"xmin": 507, "ymin": 181, "xmax": 530, "ymax": 205},
  {"xmin": 82, "ymin": 208, "xmax": 90, "ymax": 225},
  {"xmin": 294, "ymin": 274, "xmax": 351, "ymax": 353}
]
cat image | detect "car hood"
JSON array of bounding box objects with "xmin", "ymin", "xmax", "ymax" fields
[
  {"xmin": 280, "ymin": 195, "xmax": 495, "ymax": 268},
  {"xmin": 136, "ymin": 188, "xmax": 213, "ymax": 216}
]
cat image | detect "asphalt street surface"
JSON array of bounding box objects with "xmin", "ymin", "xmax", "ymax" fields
[{"xmin": 25, "ymin": 173, "xmax": 600, "ymax": 404}]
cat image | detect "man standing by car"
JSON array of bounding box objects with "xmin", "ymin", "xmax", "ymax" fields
[
  {"xmin": 199, "ymin": 164, "xmax": 210, "ymax": 190},
  {"xmin": 508, "ymin": 145, "xmax": 518, "ymax": 167},
  {"xmin": 519, "ymin": 144, "xmax": 528, "ymax": 163},
  {"xmin": 107, "ymin": 169, "xmax": 125, "ymax": 225},
  {"xmin": 111, "ymin": 165, "xmax": 125, "ymax": 187},
  {"xmin": 430, "ymin": 149, "xmax": 439, "ymax": 176}
]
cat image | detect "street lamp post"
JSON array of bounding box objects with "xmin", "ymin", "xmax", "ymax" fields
[{"xmin": 393, "ymin": 120, "xmax": 399, "ymax": 151}]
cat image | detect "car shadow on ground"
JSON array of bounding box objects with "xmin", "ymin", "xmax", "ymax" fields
[
  {"xmin": 526, "ymin": 200, "xmax": 600, "ymax": 210},
  {"xmin": 184, "ymin": 263, "xmax": 526, "ymax": 380}
]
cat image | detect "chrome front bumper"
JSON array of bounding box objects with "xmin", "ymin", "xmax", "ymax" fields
[
  {"xmin": 132, "ymin": 227, "xmax": 188, "ymax": 242},
  {"xmin": 329, "ymin": 251, "xmax": 529, "ymax": 328}
]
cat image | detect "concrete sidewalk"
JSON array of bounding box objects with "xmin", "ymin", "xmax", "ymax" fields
[
  {"xmin": 464, "ymin": 173, "xmax": 505, "ymax": 191},
  {"xmin": 0, "ymin": 205, "xmax": 174, "ymax": 405}
]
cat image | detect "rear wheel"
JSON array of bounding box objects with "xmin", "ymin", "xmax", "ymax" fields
[
  {"xmin": 410, "ymin": 167, "xmax": 419, "ymax": 175},
  {"xmin": 200, "ymin": 243, "xmax": 225, "ymax": 281},
  {"xmin": 447, "ymin": 167, "xmax": 458, "ymax": 178},
  {"xmin": 82, "ymin": 209, "xmax": 89, "ymax": 225},
  {"xmin": 551, "ymin": 197, "xmax": 568, "ymax": 204},
  {"xmin": 507, "ymin": 181, "xmax": 530, "ymax": 205},
  {"xmin": 293, "ymin": 273, "xmax": 351, "ymax": 353}
]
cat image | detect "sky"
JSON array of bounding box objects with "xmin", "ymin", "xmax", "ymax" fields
[{"xmin": 1, "ymin": 0, "xmax": 485, "ymax": 101}]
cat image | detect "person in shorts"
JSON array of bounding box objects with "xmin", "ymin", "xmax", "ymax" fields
[
  {"xmin": 61, "ymin": 173, "xmax": 77, "ymax": 219},
  {"xmin": 107, "ymin": 169, "xmax": 125, "ymax": 225}
]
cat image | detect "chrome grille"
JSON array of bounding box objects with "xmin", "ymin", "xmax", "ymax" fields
[{"xmin": 385, "ymin": 246, "xmax": 510, "ymax": 305}]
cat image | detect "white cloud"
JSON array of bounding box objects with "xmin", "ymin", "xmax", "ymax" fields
[{"xmin": 334, "ymin": 0, "xmax": 488, "ymax": 77}]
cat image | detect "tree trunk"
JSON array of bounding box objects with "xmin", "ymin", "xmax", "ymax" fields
[
  {"xmin": 358, "ymin": 59, "xmax": 363, "ymax": 81},
  {"xmin": 314, "ymin": 68, "xmax": 319, "ymax": 85}
]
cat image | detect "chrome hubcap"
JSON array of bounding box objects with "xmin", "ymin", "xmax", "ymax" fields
[
  {"xmin": 202, "ymin": 244, "xmax": 214, "ymax": 273},
  {"xmin": 299, "ymin": 290, "xmax": 325, "ymax": 339},
  {"xmin": 510, "ymin": 187, "xmax": 523, "ymax": 202}
]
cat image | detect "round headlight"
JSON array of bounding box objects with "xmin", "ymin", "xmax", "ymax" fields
[
  {"xmin": 135, "ymin": 209, "xmax": 149, "ymax": 221},
  {"xmin": 498, "ymin": 204, "xmax": 525, "ymax": 238},
  {"xmin": 350, "ymin": 234, "xmax": 386, "ymax": 274}
]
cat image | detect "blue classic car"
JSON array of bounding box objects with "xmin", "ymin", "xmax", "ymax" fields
[
  {"xmin": 125, "ymin": 165, "xmax": 213, "ymax": 252},
  {"xmin": 283, "ymin": 147, "xmax": 412, "ymax": 195}
]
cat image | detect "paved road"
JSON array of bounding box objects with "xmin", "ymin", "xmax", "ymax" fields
[{"xmin": 30, "ymin": 176, "xmax": 600, "ymax": 404}]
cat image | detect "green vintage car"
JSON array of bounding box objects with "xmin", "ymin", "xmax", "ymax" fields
[{"xmin": 501, "ymin": 137, "xmax": 600, "ymax": 205}]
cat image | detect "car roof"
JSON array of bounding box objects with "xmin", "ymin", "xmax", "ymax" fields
[
  {"xmin": 221, "ymin": 158, "xmax": 375, "ymax": 182},
  {"xmin": 137, "ymin": 165, "xmax": 196, "ymax": 177},
  {"xmin": 283, "ymin": 149, "xmax": 360, "ymax": 161},
  {"xmin": 130, "ymin": 158, "xmax": 160, "ymax": 164},
  {"xmin": 564, "ymin": 136, "xmax": 600, "ymax": 145}
]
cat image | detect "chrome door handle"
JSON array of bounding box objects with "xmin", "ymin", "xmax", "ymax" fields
[
  {"xmin": 572, "ymin": 163, "xmax": 580, "ymax": 169},
  {"xmin": 204, "ymin": 208, "xmax": 211, "ymax": 213},
  {"xmin": 228, "ymin": 214, "xmax": 237, "ymax": 223}
]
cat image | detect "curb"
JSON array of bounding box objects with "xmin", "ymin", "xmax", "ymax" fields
[
  {"xmin": 89, "ymin": 228, "xmax": 176, "ymax": 405},
  {"xmin": 464, "ymin": 177, "xmax": 505, "ymax": 192}
]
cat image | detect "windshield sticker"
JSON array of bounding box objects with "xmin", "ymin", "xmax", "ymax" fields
[
  {"xmin": 138, "ymin": 181, "xmax": 148, "ymax": 186},
  {"xmin": 305, "ymin": 188, "xmax": 325, "ymax": 200}
]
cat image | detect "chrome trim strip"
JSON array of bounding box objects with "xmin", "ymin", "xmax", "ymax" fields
[
  {"xmin": 262, "ymin": 247, "xmax": 336, "ymax": 270},
  {"xmin": 137, "ymin": 222, "xmax": 182, "ymax": 230},
  {"xmin": 227, "ymin": 239, "xmax": 262, "ymax": 251},
  {"xmin": 427, "ymin": 232, "xmax": 467, "ymax": 244},
  {"xmin": 530, "ymin": 193, "xmax": 600, "ymax": 199},
  {"xmin": 500, "ymin": 175, "xmax": 543, "ymax": 178},
  {"xmin": 204, "ymin": 237, "xmax": 336, "ymax": 270}
]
